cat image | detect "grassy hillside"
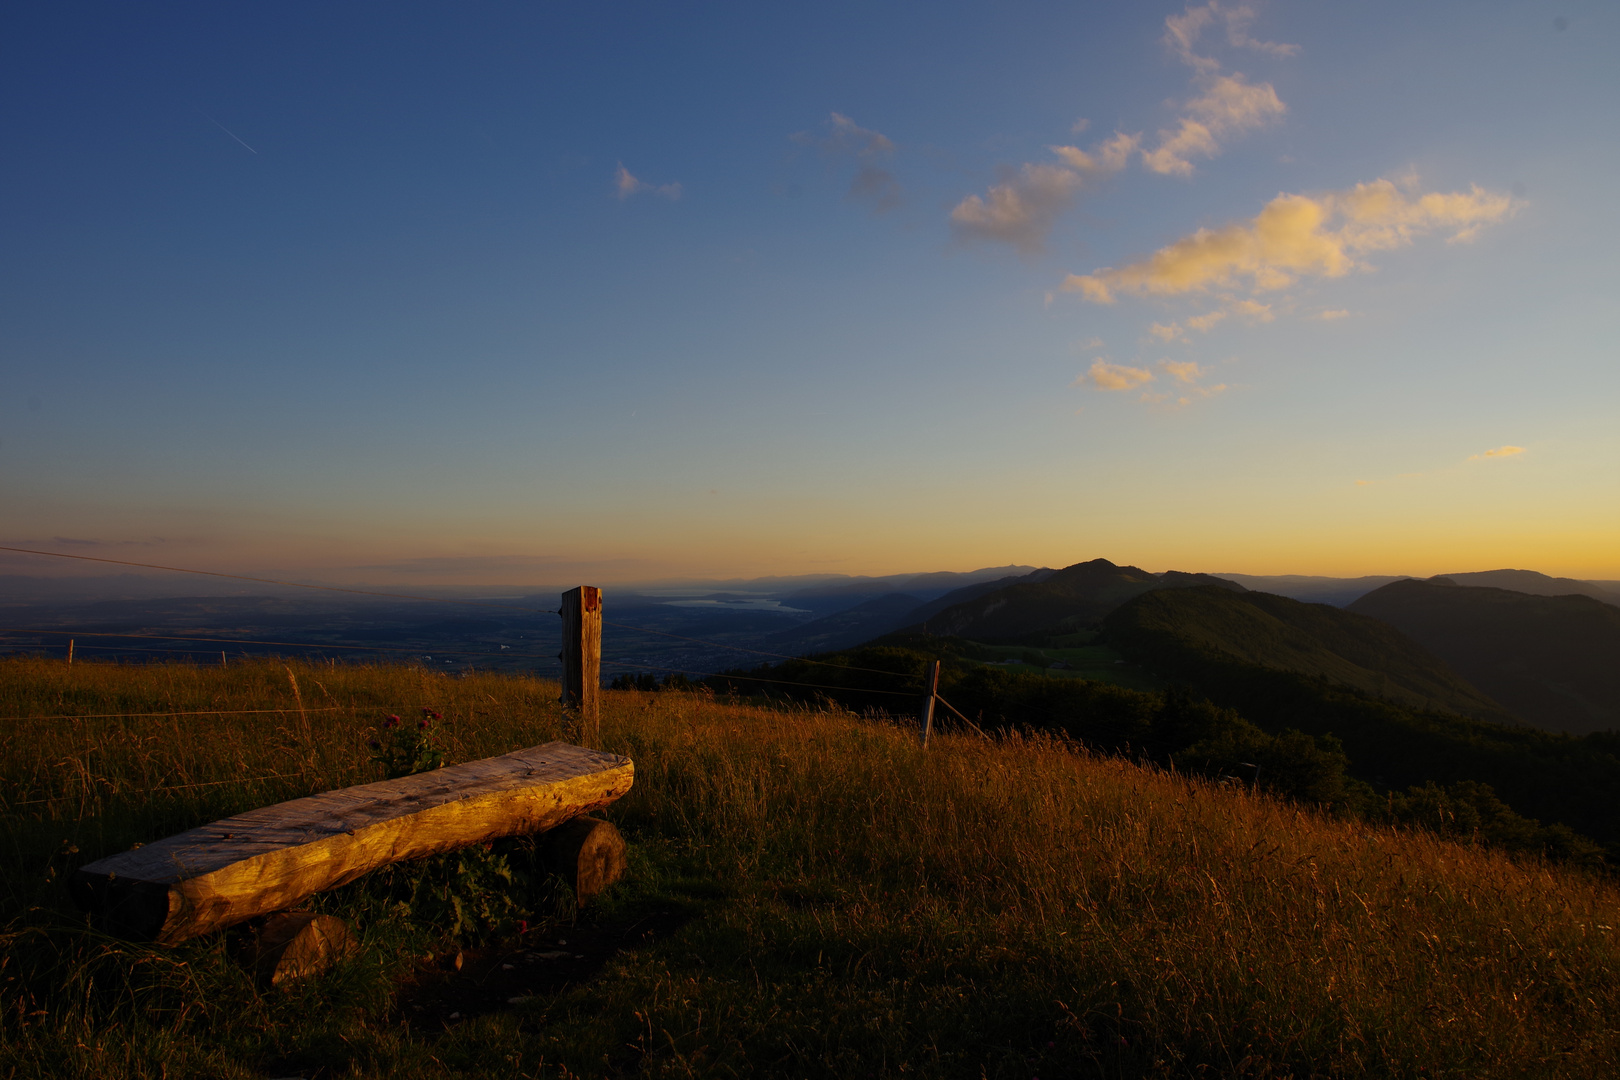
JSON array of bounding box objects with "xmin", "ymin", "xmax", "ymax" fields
[
  {"xmin": 1349, "ymin": 578, "xmax": 1620, "ymax": 734},
  {"xmin": 1109, "ymin": 586, "xmax": 1513, "ymax": 722},
  {"xmin": 4, "ymin": 658, "xmax": 1620, "ymax": 1078}
]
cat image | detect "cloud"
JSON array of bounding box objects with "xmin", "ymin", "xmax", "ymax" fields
[
  {"xmin": 1083, "ymin": 360, "xmax": 1156, "ymax": 390},
  {"xmin": 1160, "ymin": 360, "xmax": 1205, "ymax": 383},
  {"xmin": 1062, "ymin": 178, "xmax": 1517, "ymax": 302},
  {"xmin": 1145, "ymin": 4, "xmax": 1296, "ymax": 176},
  {"xmin": 950, "ymin": 163, "xmax": 1086, "ymax": 252},
  {"xmin": 1469, "ymin": 445, "xmax": 1525, "ymax": 460},
  {"xmin": 1230, "ymin": 298, "xmax": 1274, "ymax": 322},
  {"xmin": 951, "ymin": 134, "xmax": 1137, "ymax": 251},
  {"xmin": 1165, "ymin": 2, "xmax": 1298, "ymax": 72},
  {"xmin": 615, "ymin": 164, "xmax": 682, "ymax": 201},
  {"xmin": 1355, "ymin": 480, "xmax": 1373, "ymax": 486},
  {"xmin": 1077, "ymin": 336, "xmax": 1107, "ymax": 351},
  {"xmin": 1142, "ymin": 74, "xmax": 1287, "ymax": 176},
  {"xmin": 795, "ymin": 112, "xmax": 902, "ymax": 212},
  {"xmin": 1149, "ymin": 322, "xmax": 1186, "ymax": 343},
  {"xmin": 847, "ymin": 165, "xmax": 901, "ymax": 212},
  {"xmin": 1315, "ymin": 308, "xmax": 1351, "ymax": 320},
  {"xmin": 822, "ymin": 112, "xmax": 895, "ymax": 158},
  {"xmin": 1140, "ymin": 382, "xmax": 1228, "ymax": 406},
  {"xmin": 1185, "ymin": 310, "xmax": 1227, "ymax": 332}
]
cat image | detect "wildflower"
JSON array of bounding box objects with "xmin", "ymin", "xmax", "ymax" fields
[
  {"xmin": 418, "ymin": 718, "xmax": 428, "ymax": 729},
  {"xmin": 384, "ymin": 715, "xmax": 401, "ymax": 728}
]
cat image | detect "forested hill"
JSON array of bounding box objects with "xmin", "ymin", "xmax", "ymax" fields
[
  {"xmin": 900, "ymin": 558, "xmax": 1243, "ymax": 640},
  {"xmin": 1349, "ymin": 578, "xmax": 1620, "ymax": 734},
  {"xmin": 1105, "ymin": 585, "xmax": 1514, "ymax": 723}
]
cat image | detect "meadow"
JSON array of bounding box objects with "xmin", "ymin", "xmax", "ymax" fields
[{"xmin": 2, "ymin": 656, "xmax": 1618, "ymax": 1078}]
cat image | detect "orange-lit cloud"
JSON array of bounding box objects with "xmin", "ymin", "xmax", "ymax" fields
[
  {"xmin": 1316, "ymin": 308, "xmax": 1351, "ymax": 320},
  {"xmin": 1142, "ymin": 74, "xmax": 1286, "ymax": 176},
  {"xmin": 1083, "ymin": 360, "xmax": 1156, "ymax": 390},
  {"xmin": 1160, "ymin": 359, "xmax": 1205, "ymax": 383},
  {"xmin": 1062, "ymin": 179, "xmax": 1517, "ymax": 302},
  {"xmin": 1470, "ymin": 445, "xmax": 1526, "ymax": 460}
]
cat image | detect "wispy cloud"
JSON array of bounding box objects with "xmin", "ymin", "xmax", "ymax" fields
[
  {"xmin": 1160, "ymin": 359, "xmax": 1205, "ymax": 383},
  {"xmin": 1143, "ymin": 4, "xmax": 1295, "ymax": 176},
  {"xmin": 1469, "ymin": 445, "xmax": 1526, "ymax": 460},
  {"xmin": 794, "ymin": 112, "xmax": 902, "ymax": 213},
  {"xmin": 1315, "ymin": 308, "xmax": 1351, "ymax": 321},
  {"xmin": 1149, "ymin": 322, "xmax": 1186, "ymax": 343},
  {"xmin": 1062, "ymin": 178, "xmax": 1517, "ymax": 303},
  {"xmin": 1165, "ymin": 1, "xmax": 1298, "ymax": 71},
  {"xmin": 950, "ymin": 133, "xmax": 1138, "ymax": 252},
  {"xmin": 615, "ymin": 164, "xmax": 682, "ymax": 201},
  {"xmin": 1185, "ymin": 310, "xmax": 1227, "ymax": 332},
  {"xmin": 950, "ymin": 163, "xmax": 1087, "ymax": 252},
  {"xmin": 1081, "ymin": 360, "xmax": 1156, "ymax": 390},
  {"xmin": 1142, "ymin": 74, "xmax": 1287, "ymax": 177}
]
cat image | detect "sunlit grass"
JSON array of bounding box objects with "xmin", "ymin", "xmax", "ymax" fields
[{"xmin": 2, "ymin": 656, "xmax": 1618, "ymax": 1077}]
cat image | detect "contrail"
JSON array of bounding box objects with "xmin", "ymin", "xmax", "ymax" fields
[{"xmin": 197, "ymin": 110, "xmax": 258, "ymax": 154}]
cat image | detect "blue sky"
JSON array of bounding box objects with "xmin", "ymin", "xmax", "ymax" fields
[{"xmin": 3, "ymin": 1, "xmax": 1617, "ymax": 586}]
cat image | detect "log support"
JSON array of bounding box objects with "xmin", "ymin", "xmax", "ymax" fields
[{"xmin": 542, "ymin": 815, "xmax": 627, "ymax": 905}]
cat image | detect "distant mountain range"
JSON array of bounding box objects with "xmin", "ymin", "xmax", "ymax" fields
[{"xmin": 791, "ymin": 559, "xmax": 1616, "ymax": 737}]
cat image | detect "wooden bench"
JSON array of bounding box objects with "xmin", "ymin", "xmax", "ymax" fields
[{"xmin": 71, "ymin": 742, "xmax": 634, "ymax": 946}]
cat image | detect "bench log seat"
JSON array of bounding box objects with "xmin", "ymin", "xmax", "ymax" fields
[{"xmin": 70, "ymin": 741, "xmax": 633, "ymax": 945}]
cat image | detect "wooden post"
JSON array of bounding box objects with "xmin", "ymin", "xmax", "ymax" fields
[
  {"xmin": 66, "ymin": 639, "xmax": 74, "ymax": 666},
  {"xmin": 918, "ymin": 660, "xmax": 940, "ymax": 747},
  {"xmin": 561, "ymin": 586, "xmax": 602, "ymax": 747}
]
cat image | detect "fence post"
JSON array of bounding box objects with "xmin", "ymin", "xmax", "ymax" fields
[
  {"xmin": 67, "ymin": 639, "xmax": 74, "ymax": 666},
  {"xmin": 918, "ymin": 659, "xmax": 940, "ymax": 747},
  {"xmin": 561, "ymin": 586, "xmax": 602, "ymax": 747}
]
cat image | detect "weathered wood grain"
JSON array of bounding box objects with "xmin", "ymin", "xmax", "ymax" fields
[
  {"xmin": 71, "ymin": 742, "xmax": 633, "ymax": 945},
  {"xmin": 561, "ymin": 586, "xmax": 602, "ymax": 747}
]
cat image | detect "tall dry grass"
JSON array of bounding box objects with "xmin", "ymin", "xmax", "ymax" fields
[{"xmin": 1, "ymin": 656, "xmax": 1617, "ymax": 1077}]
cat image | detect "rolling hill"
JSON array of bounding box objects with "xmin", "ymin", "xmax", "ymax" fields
[
  {"xmin": 897, "ymin": 558, "xmax": 1243, "ymax": 641},
  {"xmin": 1102, "ymin": 585, "xmax": 1515, "ymax": 722},
  {"xmin": 1349, "ymin": 578, "xmax": 1620, "ymax": 734}
]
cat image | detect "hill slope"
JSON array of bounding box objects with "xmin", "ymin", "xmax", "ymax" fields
[
  {"xmin": 4, "ymin": 657, "xmax": 1620, "ymax": 1079},
  {"xmin": 1349, "ymin": 578, "xmax": 1620, "ymax": 734},
  {"xmin": 1103, "ymin": 585, "xmax": 1512, "ymax": 721}
]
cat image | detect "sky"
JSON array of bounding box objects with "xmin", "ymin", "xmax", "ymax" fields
[{"xmin": 3, "ymin": 0, "xmax": 1617, "ymax": 588}]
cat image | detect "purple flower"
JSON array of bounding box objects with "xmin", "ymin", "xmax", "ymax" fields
[
  {"xmin": 417, "ymin": 718, "xmax": 428, "ymax": 729},
  {"xmin": 384, "ymin": 715, "xmax": 400, "ymax": 728}
]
